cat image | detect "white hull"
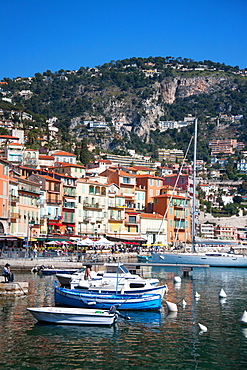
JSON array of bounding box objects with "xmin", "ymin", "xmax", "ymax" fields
[
  {"xmin": 151, "ymin": 252, "xmax": 247, "ymax": 267},
  {"xmin": 27, "ymin": 307, "xmax": 117, "ymax": 326}
]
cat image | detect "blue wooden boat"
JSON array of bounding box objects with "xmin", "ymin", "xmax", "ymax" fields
[{"xmin": 54, "ymin": 286, "xmax": 162, "ymax": 311}]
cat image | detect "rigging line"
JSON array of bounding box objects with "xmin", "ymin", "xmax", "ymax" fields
[{"xmin": 156, "ymin": 134, "xmax": 194, "ymax": 241}]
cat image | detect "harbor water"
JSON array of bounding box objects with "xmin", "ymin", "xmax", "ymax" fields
[{"xmin": 1, "ymin": 266, "xmax": 247, "ymax": 369}]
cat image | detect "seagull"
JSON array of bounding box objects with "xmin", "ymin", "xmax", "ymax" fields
[{"xmin": 198, "ymin": 323, "xmax": 207, "ymax": 332}]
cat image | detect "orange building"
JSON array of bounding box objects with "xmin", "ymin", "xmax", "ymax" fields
[
  {"xmin": 153, "ymin": 192, "xmax": 191, "ymax": 245},
  {"xmin": 136, "ymin": 174, "xmax": 163, "ymax": 213}
]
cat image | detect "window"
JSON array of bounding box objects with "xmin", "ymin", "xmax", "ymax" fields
[
  {"xmin": 129, "ymin": 216, "xmax": 136, "ymax": 223},
  {"xmin": 123, "ymin": 177, "xmax": 130, "ymax": 184},
  {"xmin": 150, "ymin": 179, "xmax": 153, "ymax": 186},
  {"xmin": 181, "ymin": 178, "xmax": 185, "ymax": 184},
  {"xmin": 156, "ymin": 180, "xmax": 160, "ymax": 187},
  {"xmin": 150, "ymin": 189, "xmax": 153, "ymax": 197}
]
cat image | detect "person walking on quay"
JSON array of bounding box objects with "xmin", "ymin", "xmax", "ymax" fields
[
  {"xmin": 84, "ymin": 265, "xmax": 92, "ymax": 280},
  {"xmin": 2, "ymin": 263, "xmax": 14, "ymax": 283}
]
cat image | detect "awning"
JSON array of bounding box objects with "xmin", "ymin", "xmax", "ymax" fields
[
  {"xmin": 48, "ymin": 222, "xmax": 57, "ymax": 225},
  {"xmin": 67, "ymin": 224, "xmax": 75, "ymax": 227},
  {"xmin": 64, "ymin": 198, "xmax": 76, "ymax": 202},
  {"xmin": 55, "ymin": 223, "xmax": 63, "ymax": 226}
]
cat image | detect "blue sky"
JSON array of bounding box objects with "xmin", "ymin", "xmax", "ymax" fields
[{"xmin": 1, "ymin": 0, "xmax": 246, "ymax": 79}]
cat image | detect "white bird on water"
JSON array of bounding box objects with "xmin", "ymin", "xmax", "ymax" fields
[
  {"xmin": 198, "ymin": 323, "xmax": 208, "ymax": 332},
  {"xmin": 219, "ymin": 288, "xmax": 227, "ymax": 298}
]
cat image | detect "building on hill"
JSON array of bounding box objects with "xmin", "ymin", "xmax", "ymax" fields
[
  {"xmin": 5, "ymin": 143, "xmax": 24, "ymax": 164},
  {"xmin": 103, "ymin": 153, "xmax": 158, "ymax": 169},
  {"xmin": 209, "ymin": 139, "xmax": 245, "ymax": 156},
  {"xmin": 52, "ymin": 151, "xmax": 76, "ymax": 164},
  {"xmin": 52, "ymin": 163, "xmax": 86, "ymax": 179},
  {"xmin": 162, "ymin": 174, "xmax": 193, "ymax": 197},
  {"xmin": 157, "ymin": 148, "xmax": 184, "ymax": 163},
  {"xmin": 23, "ymin": 149, "xmax": 39, "ymax": 168},
  {"xmin": 38, "ymin": 155, "xmax": 55, "ymax": 168},
  {"xmin": 86, "ymin": 160, "xmax": 112, "ymax": 175}
]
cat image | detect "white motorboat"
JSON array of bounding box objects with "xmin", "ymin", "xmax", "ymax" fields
[
  {"xmin": 71, "ymin": 277, "xmax": 168, "ymax": 297},
  {"xmin": 56, "ymin": 268, "xmax": 97, "ymax": 286},
  {"xmin": 27, "ymin": 306, "xmax": 118, "ymax": 326},
  {"xmin": 68, "ymin": 263, "xmax": 168, "ymax": 296}
]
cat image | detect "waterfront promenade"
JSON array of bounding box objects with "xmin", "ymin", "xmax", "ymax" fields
[{"xmin": 0, "ymin": 252, "xmax": 138, "ymax": 271}]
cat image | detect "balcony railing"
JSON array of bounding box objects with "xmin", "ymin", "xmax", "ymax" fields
[
  {"xmin": 47, "ymin": 199, "xmax": 62, "ymax": 204},
  {"xmin": 10, "ymin": 195, "xmax": 19, "ymax": 202},
  {"xmin": 83, "ymin": 202, "xmax": 102, "ymax": 209},
  {"xmin": 10, "ymin": 212, "xmax": 20, "ymax": 220}
]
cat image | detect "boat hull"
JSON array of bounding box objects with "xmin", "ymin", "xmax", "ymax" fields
[
  {"xmin": 42, "ymin": 269, "xmax": 78, "ymax": 276},
  {"xmin": 27, "ymin": 307, "xmax": 117, "ymax": 325},
  {"xmin": 71, "ymin": 284, "xmax": 168, "ymax": 297},
  {"xmin": 54, "ymin": 287, "xmax": 162, "ymax": 311},
  {"xmin": 151, "ymin": 252, "xmax": 247, "ymax": 267}
]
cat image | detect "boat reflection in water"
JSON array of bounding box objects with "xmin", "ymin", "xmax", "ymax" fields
[{"xmin": 26, "ymin": 322, "xmax": 118, "ymax": 339}]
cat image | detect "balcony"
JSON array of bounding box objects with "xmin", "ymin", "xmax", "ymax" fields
[
  {"xmin": 47, "ymin": 199, "xmax": 62, "ymax": 204},
  {"xmin": 10, "ymin": 212, "xmax": 20, "ymax": 220},
  {"xmin": 19, "ymin": 187, "xmax": 40, "ymax": 195},
  {"xmin": 10, "ymin": 195, "xmax": 19, "ymax": 203},
  {"xmin": 83, "ymin": 202, "xmax": 102, "ymax": 209},
  {"xmin": 174, "ymin": 213, "xmax": 186, "ymax": 220}
]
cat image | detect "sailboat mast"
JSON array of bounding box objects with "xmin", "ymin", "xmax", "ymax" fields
[{"xmin": 192, "ymin": 118, "xmax": 198, "ymax": 253}]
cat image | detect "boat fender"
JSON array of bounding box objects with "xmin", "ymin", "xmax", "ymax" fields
[
  {"xmin": 240, "ymin": 310, "xmax": 247, "ymax": 324},
  {"xmin": 198, "ymin": 323, "xmax": 207, "ymax": 332},
  {"xmin": 219, "ymin": 288, "xmax": 227, "ymax": 298}
]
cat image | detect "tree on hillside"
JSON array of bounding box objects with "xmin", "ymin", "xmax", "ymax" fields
[{"xmin": 79, "ymin": 138, "xmax": 91, "ymax": 165}]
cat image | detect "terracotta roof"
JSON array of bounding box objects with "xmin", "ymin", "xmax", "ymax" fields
[
  {"xmin": 97, "ymin": 160, "xmax": 112, "ymax": 164},
  {"xmin": 154, "ymin": 194, "xmax": 189, "ymax": 200},
  {"xmin": 140, "ymin": 213, "xmax": 163, "ymax": 219},
  {"xmin": 8, "ymin": 143, "xmax": 23, "ymax": 146},
  {"xmin": 39, "ymin": 155, "xmax": 55, "ymax": 160},
  {"xmin": 136, "ymin": 174, "xmax": 163, "ymax": 180},
  {"xmin": 35, "ymin": 174, "xmax": 61, "ymax": 182},
  {"xmin": 0, "ymin": 135, "xmax": 19, "ymax": 139},
  {"xmin": 53, "ymin": 162, "xmax": 85, "ymax": 168},
  {"xmin": 53, "ymin": 151, "xmax": 76, "ymax": 157},
  {"xmin": 131, "ymin": 166, "xmax": 154, "ymax": 171}
]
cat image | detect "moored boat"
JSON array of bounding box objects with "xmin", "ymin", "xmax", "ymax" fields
[
  {"xmin": 151, "ymin": 251, "xmax": 247, "ymax": 267},
  {"xmin": 71, "ymin": 278, "xmax": 168, "ymax": 297},
  {"xmin": 54, "ymin": 286, "xmax": 162, "ymax": 311},
  {"xmin": 27, "ymin": 306, "xmax": 118, "ymax": 326}
]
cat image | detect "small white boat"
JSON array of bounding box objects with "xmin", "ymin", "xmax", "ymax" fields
[{"xmin": 27, "ymin": 306, "xmax": 118, "ymax": 326}]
